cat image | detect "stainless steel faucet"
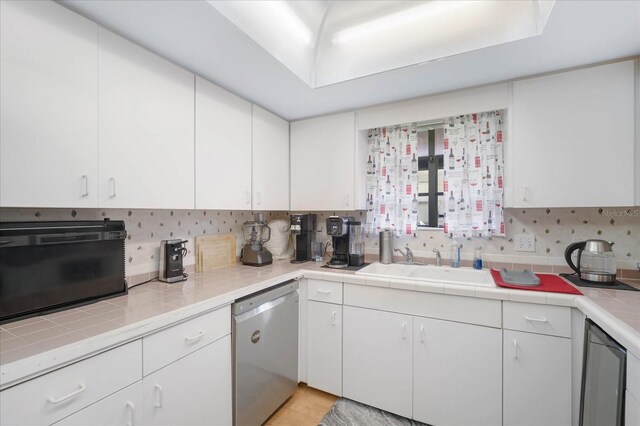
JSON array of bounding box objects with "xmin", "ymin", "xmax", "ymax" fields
[
  {"xmin": 395, "ymin": 247, "xmax": 414, "ymax": 264},
  {"xmin": 432, "ymin": 248, "xmax": 441, "ymax": 266}
]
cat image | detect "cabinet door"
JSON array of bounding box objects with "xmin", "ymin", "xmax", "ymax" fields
[
  {"xmin": 307, "ymin": 301, "xmax": 342, "ymax": 396},
  {"xmin": 98, "ymin": 28, "xmax": 194, "ymax": 209},
  {"xmin": 413, "ymin": 317, "xmax": 502, "ymax": 426},
  {"xmin": 290, "ymin": 112, "xmax": 355, "ymax": 210},
  {"xmin": 195, "ymin": 76, "xmax": 252, "ymax": 210},
  {"xmin": 0, "ymin": 0, "xmax": 98, "ymax": 208},
  {"xmin": 343, "ymin": 306, "xmax": 412, "ymax": 418},
  {"xmin": 503, "ymin": 330, "xmax": 571, "ymax": 426},
  {"xmin": 142, "ymin": 335, "xmax": 231, "ymax": 426},
  {"xmin": 510, "ymin": 61, "xmax": 635, "ymax": 208},
  {"xmin": 252, "ymin": 105, "xmax": 290, "ymax": 210},
  {"xmin": 53, "ymin": 382, "xmax": 142, "ymax": 426}
]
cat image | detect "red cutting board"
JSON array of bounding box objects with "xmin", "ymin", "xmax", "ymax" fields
[{"xmin": 490, "ymin": 269, "xmax": 582, "ymax": 295}]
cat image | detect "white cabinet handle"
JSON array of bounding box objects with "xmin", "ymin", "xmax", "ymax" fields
[
  {"xmin": 184, "ymin": 330, "xmax": 206, "ymax": 342},
  {"xmin": 257, "ymin": 192, "xmax": 262, "ymax": 205},
  {"xmin": 245, "ymin": 191, "xmax": 250, "ymax": 204},
  {"xmin": 126, "ymin": 401, "xmax": 136, "ymax": 426},
  {"xmin": 154, "ymin": 384, "xmax": 163, "ymax": 408},
  {"xmin": 524, "ymin": 315, "xmax": 548, "ymax": 323},
  {"xmin": 420, "ymin": 325, "xmax": 425, "ymax": 343},
  {"xmin": 401, "ymin": 322, "xmax": 407, "ymax": 340},
  {"xmin": 345, "ymin": 193, "xmax": 350, "ymax": 207},
  {"xmin": 331, "ymin": 311, "xmax": 337, "ymax": 327},
  {"xmin": 316, "ymin": 289, "xmax": 331, "ymax": 295},
  {"xmin": 47, "ymin": 384, "xmax": 86, "ymax": 404},
  {"xmin": 110, "ymin": 177, "xmax": 116, "ymax": 198},
  {"xmin": 513, "ymin": 339, "xmax": 518, "ymax": 359},
  {"xmin": 81, "ymin": 175, "xmax": 89, "ymax": 198},
  {"xmin": 522, "ymin": 186, "xmax": 527, "ymax": 202}
]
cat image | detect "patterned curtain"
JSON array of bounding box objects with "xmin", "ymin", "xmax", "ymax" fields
[
  {"xmin": 365, "ymin": 124, "xmax": 419, "ymax": 236},
  {"xmin": 443, "ymin": 110, "xmax": 505, "ymax": 238}
]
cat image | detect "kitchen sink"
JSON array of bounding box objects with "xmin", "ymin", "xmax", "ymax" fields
[{"xmin": 356, "ymin": 262, "xmax": 495, "ymax": 287}]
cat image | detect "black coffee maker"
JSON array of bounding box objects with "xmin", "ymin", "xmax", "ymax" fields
[
  {"xmin": 290, "ymin": 214, "xmax": 316, "ymax": 263},
  {"xmin": 326, "ymin": 216, "xmax": 355, "ymax": 269}
]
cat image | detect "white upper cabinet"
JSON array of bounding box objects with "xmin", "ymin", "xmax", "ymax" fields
[
  {"xmin": 98, "ymin": 28, "xmax": 195, "ymax": 209},
  {"xmin": 195, "ymin": 76, "xmax": 252, "ymax": 210},
  {"xmin": 509, "ymin": 61, "xmax": 635, "ymax": 208},
  {"xmin": 0, "ymin": 1, "xmax": 98, "ymax": 208},
  {"xmin": 291, "ymin": 112, "xmax": 356, "ymax": 210},
  {"xmin": 251, "ymin": 105, "xmax": 290, "ymax": 211}
]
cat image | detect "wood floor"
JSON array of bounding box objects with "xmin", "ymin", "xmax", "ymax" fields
[{"xmin": 265, "ymin": 384, "xmax": 338, "ymax": 426}]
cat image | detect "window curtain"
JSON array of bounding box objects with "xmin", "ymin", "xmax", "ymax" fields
[
  {"xmin": 443, "ymin": 110, "xmax": 505, "ymax": 238},
  {"xmin": 365, "ymin": 124, "xmax": 419, "ymax": 236}
]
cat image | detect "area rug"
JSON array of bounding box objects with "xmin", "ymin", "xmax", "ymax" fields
[{"xmin": 318, "ymin": 398, "xmax": 429, "ymax": 426}]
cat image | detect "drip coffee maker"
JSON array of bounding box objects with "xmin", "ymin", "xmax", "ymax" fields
[
  {"xmin": 240, "ymin": 213, "xmax": 273, "ymax": 267},
  {"xmin": 326, "ymin": 216, "xmax": 351, "ymax": 268}
]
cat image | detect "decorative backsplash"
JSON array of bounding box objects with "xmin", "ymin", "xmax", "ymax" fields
[
  {"xmin": 1, "ymin": 206, "xmax": 637, "ymax": 277},
  {"xmin": 365, "ymin": 207, "xmax": 640, "ymax": 270},
  {"xmin": 0, "ymin": 208, "xmax": 290, "ymax": 279}
]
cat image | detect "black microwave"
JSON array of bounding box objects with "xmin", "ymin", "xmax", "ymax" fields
[{"xmin": 0, "ymin": 220, "xmax": 128, "ymax": 323}]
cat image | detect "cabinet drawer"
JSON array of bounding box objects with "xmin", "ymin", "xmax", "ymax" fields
[
  {"xmin": 0, "ymin": 341, "xmax": 142, "ymax": 426},
  {"xmin": 503, "ymin": 301, "xmax": 571, "ymax": 338},
  {"xmin": 53, "ymin": 381, "xmax": 143, "ymax": 426},
  {"xmin": 308, "ymin": 279, "xmax": 342, "ymax": 304},
  {"xmin": 143, "ymin": 305, "xmax": 230, "ymax": 375}
]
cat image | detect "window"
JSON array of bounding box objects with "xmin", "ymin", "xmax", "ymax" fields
[{"xmin": 417, "ymin": 122, "xmax": 445, "ymax": 229}]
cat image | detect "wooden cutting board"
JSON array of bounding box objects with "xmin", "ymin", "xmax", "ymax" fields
[{"xmin": 195, "ymin": 234, "xmax": 237, "ymax": 272}]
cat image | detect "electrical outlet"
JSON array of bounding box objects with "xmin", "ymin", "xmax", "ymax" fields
[{"xmin": 514, "ymin": 234, "xmax": 535, "ymax": 252}]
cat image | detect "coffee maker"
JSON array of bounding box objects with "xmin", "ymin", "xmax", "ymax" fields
[
  {"xmin": 326, "ymin": 216, "xmax": 364, "ymax": 268},
  {"xmin": 290, "ymin": 214, "xmax": 317, "ymax": 263},
  {"xmin": 159, "ymin": 239, "xmax": 188, "ymax": 283}
]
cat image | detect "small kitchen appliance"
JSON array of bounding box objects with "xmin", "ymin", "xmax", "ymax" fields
[
  {"xmin": 290, "ymin": 213, "xmax": 317, "ymax": 263},
  {"xmin": 326, "ymin": 216, "xmax": 355, "ymax": 268},
  {"xmin": 0, "ymin": 220, "xmax": 127, "ymax": 323},
  {"xmin": 240, "ymin": 213, "xmax": 273, "ymax": 267},
  {"xmin": 564, "ymin": 240, "xmax": 617, "ymax": 283},
  {"xmin": 349, "ymin": 221, "xmax": 365, "ymax": 267},
  {"xmin": 159, "ymin": 239, "xmax": 188, "ymax": 283}
]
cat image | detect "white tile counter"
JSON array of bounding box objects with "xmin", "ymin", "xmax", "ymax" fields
[{"xmin": 1, "ymin": 261, "xmax": 639, "ymax": 390}]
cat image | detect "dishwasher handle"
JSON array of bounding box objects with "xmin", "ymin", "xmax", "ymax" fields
[{"xmin": 233, "ymin": 290, "xmax": 298, "ymax": 323}]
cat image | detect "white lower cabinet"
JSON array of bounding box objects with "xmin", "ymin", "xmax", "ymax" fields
[
  {"xmin": 142, "ymin": 335, "xmax": 232, "ymax": 426},
  {"xmin": 413, "ymin": 317, "xmax": 502, "ymax": 426},
  {"xmin": 503, "ymin": 330, "xmax": 572, "ymax": 426},
  {"xmin": 53, "ymin": 382, "xmax": 143, "ymax": 426},
  {"xmin": 343, "ymin": 306, "xmax": 413, "ymax": 418},
  {"xmin": 307, "ymin": 300, "xmax": 342, "ymax": 396}
]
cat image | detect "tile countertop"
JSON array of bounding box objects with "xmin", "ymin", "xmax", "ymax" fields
[{"xmin": 1, "ymin": 261, "xmax": 639, "ymax": 389}]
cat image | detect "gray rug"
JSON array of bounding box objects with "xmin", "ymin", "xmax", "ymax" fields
[{"xmin": 319, "ymin": 398, "xmax": 429, "ymax": 426}]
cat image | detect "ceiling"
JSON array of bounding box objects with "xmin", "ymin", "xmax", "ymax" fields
[{"xmin": 60, "ymin": 0, "xmax": 640, "ymax": 121}]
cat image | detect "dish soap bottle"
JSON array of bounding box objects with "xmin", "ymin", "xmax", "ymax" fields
[{"xmin": 473, "ymin": 247, "xmax": 483, "ymax": 270}]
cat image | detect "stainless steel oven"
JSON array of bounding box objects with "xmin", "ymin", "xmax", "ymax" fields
[
  {"xmin": 0, "ymin": 220, "xmax": 127, "ymax": 323},
  {"xmin": 580, "ymin": 318, "xmax": 627, "ymax": 426}
]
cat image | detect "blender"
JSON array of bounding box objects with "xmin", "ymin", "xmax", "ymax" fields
[{"xmin": 240, "ymin": 213, "xmax": 273, "ymax": 267}]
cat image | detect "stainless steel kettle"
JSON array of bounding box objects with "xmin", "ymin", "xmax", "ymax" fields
[{"xmin": 564, "ymin": 240, "xmax": 616, "ymax": 283}]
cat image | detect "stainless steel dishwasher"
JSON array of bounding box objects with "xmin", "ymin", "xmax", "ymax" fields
[{"xmin": 232, "ymin": 279, "xmax": 299, "ymax": 426}]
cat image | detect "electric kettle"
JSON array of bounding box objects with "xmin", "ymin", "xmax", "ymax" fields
[{"xmin": 564, "ymin": 240, "xmax": 616, "ymax": 283}]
